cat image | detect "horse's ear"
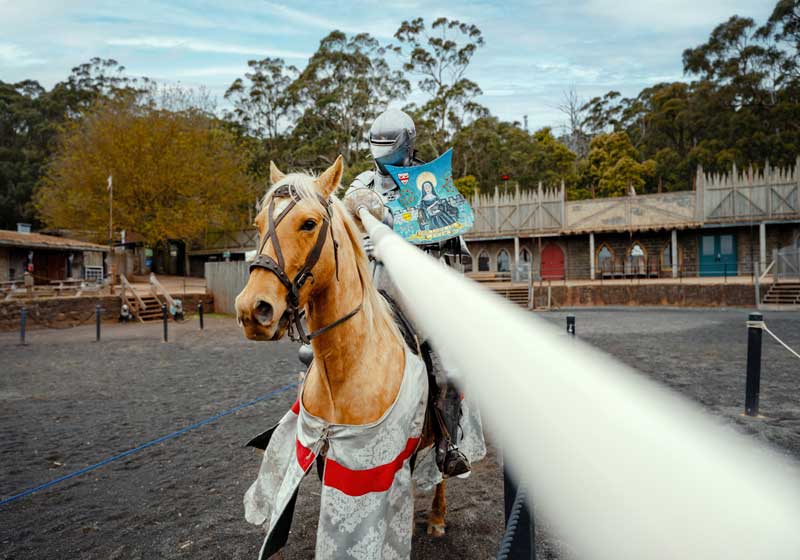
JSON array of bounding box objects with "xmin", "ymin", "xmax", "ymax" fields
[
  {"xmin": 270, "ymin": 161, "xmax": 285, "ymax": 185},
  {"xmin": 317, "ymin": 155, "xmax": 344, "ymax": 198}
]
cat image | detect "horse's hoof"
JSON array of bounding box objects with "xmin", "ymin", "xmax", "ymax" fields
[{"xmin": 426, "ymin": 522, "xmax": 445, "ymax": 537}]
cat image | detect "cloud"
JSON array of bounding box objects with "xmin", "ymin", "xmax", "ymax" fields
[
  {"xmin": 261, "ymin": 1, "xmax": 398, "ymax": 39},
  {"xmin": 0, "ymin": 43, "xmax": 46, "ymax": 67},
  {"xmin": 106, "ymin": 37, "xmax": 309, "ymax": 60},
  {"xmin": 582, "ymin": 0, "xmax": 762, "ymax": 29}
]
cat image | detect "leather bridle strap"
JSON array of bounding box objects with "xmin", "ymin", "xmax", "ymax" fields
[{"xmin": 248, "ymin": 184, "xmax": 362, "ymax": 344}]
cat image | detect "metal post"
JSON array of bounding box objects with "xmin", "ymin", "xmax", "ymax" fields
[
  {"xmin": 566, "ymin": 314, "xmax": 575, "ymax": 335},
  {"xmin": 198, "ymin": 302, "xmax": 204, "ymax": 330},
  {"xmin": 503, "ymin": 462, "xmax": 535, "ymax": 560},
  {"xmin": 95, "ymin": 304, "xmax": 101, "ymax": 342},
  {"xmin": 744, "ymin": 312, "xmax": 763, "ymax": 417},
  {"xmin": 162, "ymin": 303, "xmax": 168, "ymax": 343},
  {"xmin": 20, "ymin": 305, "xmax": 27, "ymax": 346}
]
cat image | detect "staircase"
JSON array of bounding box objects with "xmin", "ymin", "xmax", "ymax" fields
[
  {"xmin": 133, "ymin": 294, "xmax": 165, "ymax": 322},
  {"xmin": 762, "ymin": 282, "xmax": 800, "ymax": 308},
  {"xmin": 488, "ymin": 284, "xmax": 530, "ymax": 308}
]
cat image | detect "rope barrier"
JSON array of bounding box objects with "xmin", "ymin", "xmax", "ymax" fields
[
  {"xmin": 746, "ymin": 320, "xmax": 800, "ymax": 360},
  {"xmin": 25, "ymin": 309, "xmax": 98, "ymax": 330},
  {"xmin": 496, "ymin": 483, "xmax": 528, "ymax": 560},
  {"xmin": 0, "ymin": 381, "xmax": 299, "ymax": 508}
]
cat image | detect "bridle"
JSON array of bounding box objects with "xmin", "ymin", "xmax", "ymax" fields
[{"xmin": 248, "ymin": 184, "xmax": 362, "ymax": 344}]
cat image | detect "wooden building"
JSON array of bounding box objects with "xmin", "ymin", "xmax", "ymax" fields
[
  {"xmin": 464, "ymin": 161, "xmax": 800, "ymax": 282},
  {"xmin": 0, "ymin": 229, "xmax": 108, "ymax": 283}
]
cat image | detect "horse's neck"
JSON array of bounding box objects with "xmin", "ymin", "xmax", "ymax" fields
[{"xmin": 303, "ymin": 243, "xmax": 405, "ymax": 425}]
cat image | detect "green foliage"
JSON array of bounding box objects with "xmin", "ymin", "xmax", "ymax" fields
[
  {"xmin": 454, "ymin": 175, "xmax": 479, "ymax": 198},
  {"xmin": 585, "ymin": 132, "xmax": 655, "ymax": 197},
  {"xmin": 452, "ymin": 119, "xmax": 576, "ymax": 193}
]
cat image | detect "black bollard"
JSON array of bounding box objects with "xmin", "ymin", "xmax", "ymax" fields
[
  {"xmin": 566, "ymin": 314, "xmax": 575, "ymax": 335},
  {"xmin": 20, "ymin": 305, "xmax": 27, "ymax": 346},
  {"xmin": 744, "ymin": 312, "xmax": 763, "ymax": 417},
  {"xmin": 198, "ymin": 301, "xmax": 204, "ymax": 330},
  {"xmin": 502, "ymin": 462, "xmax": 535, "ymax": 560},
  {"xmin": 162, "ymin": 303, "xmax": 168, "ymax": 343},
  {"xmin": 95, "ymin": 304, "xmax": 101, "ymax": 342}
]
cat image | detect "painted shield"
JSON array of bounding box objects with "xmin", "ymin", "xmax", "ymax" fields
[{"xmin": 385, "ymin": 149, "xmax": 474, "ymax": 244}]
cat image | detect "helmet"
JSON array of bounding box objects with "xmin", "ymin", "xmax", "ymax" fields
[{"xmin": 369, "ymin": 109, "xmax": 416, "ymax": 174}]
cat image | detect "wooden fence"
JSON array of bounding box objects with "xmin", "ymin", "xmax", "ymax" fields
[{"xmin": 204, "ymin": 261, "xmax": 249, "ymax": 315}]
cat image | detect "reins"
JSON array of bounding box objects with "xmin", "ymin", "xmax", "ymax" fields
[{"xmin": 249, "ymin": 184, "xmax": 362, "ymax": 344}]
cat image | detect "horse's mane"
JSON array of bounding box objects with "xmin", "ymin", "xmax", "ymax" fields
[{"xmin": 261, "ymin": 173, "xmax": 403, "ymax": 347}]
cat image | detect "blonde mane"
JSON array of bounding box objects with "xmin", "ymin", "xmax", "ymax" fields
[{"xmin": 260, "ymin": 173, "xmax": 403, "ymax": 347}]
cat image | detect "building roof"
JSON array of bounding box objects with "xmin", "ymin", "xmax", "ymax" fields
[{"xmin": 0, "ymin": 230, "xmax": 109, "ymax": 252}]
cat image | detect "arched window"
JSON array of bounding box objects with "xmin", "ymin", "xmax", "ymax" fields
[
  {"xmin": 497, "ymin": 249, "xmax": 511, "ymax": 272},
  {"xmin": 596, "ymin": 244, "xmax": 615, "ymax": 277},
  {"xmin": 520, "ymin": 248, "xmax": 532, "ymax": 263},
  {"xmin": 628, "ymin": 242, "xmax": 647, "ymax": 276},
  {"xmin": 478, "ymin": 250, "xmax": 490, "ymax": 272}
]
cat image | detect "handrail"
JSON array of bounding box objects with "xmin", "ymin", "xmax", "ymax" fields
[
  {"xmin": 149, "ymin": 273, "xmax": 177, "ymax": 310},
  {"xmin": 120, "ymin": 274, "xmax": 147, "ymax": 310},
  {"xmin": 359, "ymin": 207, "xmax": 800, "ymax": 559},
  {"xmin": 759, "ymin": 259, "xmax": 775, "ymax": 282}
]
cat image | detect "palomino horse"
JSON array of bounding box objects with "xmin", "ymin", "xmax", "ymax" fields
[{"xmin": 235, "ymin": 156, "xmax": 449, "ymax": 556}]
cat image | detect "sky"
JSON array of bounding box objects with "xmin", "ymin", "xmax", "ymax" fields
[{"xmin": 0, "ymin": 0, "xmax": 776, "ymax": 131}]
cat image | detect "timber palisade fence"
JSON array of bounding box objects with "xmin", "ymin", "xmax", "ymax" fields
[
  {"xmin": 205, "ymin": 261, "xmax": 249, "ymax": 315},
  {"xmin": 468, "ymin": 159, "xmax": 800, "ymax": 237}
]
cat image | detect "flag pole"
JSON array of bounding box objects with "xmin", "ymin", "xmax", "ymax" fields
[{"xmin": 108, "ymin": 175, "xmax": 114, "ymax": 295}]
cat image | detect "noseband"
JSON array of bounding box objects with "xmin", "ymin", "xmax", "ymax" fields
[{"xmin": 249, "ymin": 184, "xmax": 362, "ymax": 344}]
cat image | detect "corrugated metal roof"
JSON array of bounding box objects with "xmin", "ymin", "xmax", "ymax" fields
[{"xmin": 0, "ymin": 230, "xmax": 108, "ymax": 252}]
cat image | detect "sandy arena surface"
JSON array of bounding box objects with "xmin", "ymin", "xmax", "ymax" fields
[{"xmin": 1, "ymin": 308, "xmax": 799, "ymax": 559}]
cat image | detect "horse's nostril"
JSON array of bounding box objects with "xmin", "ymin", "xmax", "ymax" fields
[{"xmin": 254, "ymin": 299, "xmax": 274, "ymax": 326}]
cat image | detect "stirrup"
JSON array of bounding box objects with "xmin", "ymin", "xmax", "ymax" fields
[{"xmin": 442, "ymin": 447, "xmax": 471, "ymax": 478}]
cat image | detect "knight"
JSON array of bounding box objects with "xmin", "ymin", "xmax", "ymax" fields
[{"xmin": 348, "ymin": 108, "xmax": 472, "ymax": 478}]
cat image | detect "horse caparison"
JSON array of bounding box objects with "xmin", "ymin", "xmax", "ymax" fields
[{"xmin": 235, "ymin": 156, "xmax": 450, "ymax": 540}]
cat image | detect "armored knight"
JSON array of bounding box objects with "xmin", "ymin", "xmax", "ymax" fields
[{"xmin": 348, "ymin": 108, "xmax": 472, "ymax": 477}]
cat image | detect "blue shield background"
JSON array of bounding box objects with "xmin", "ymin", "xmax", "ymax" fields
[{"xmin": 384, "ymin": 149, "xmax": 474, "ymax": 244}]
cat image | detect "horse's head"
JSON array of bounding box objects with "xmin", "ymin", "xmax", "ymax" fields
[{"xmin": 236, "ymin": 156, "xmax": 344, "ymax": 341}]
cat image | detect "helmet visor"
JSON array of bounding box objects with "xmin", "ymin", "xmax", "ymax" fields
[{"xmin": 371, "ymin": 129, "xmax": 411, "ymax": 174}]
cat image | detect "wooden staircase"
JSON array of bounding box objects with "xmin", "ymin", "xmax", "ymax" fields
[
  {"xmin": 133, "ymin": 294, "xmax": 165, "ymax": 322},
  {"xmin": 491, "ymin": 285, "xmax": 530, "ymax": 308},
  {"xmin": 762, "ymin": 282, "xmax": 800, "ymax": 307}
]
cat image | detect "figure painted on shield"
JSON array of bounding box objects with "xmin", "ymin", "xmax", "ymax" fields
[{"xmin": 417, "ymin": 175, "xmax": 458, "ymax": 231}]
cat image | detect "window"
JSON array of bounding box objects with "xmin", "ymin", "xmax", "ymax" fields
[
  {"xmin": 521, "ymin": 248, "xmax": 532, "ymax": 263},
  {"xmin": 662, "ymin": 243, "xmax": 672, "ymax": 269},
  {"xmin": 462, "ymin": 255, "xmax": 473, "ymax": 273},
  {"xmin": 597, "ymin": 244, "xmax": 614, "ymax": 272},
  {"xmin": 628, "ymin": 242, "xmax": 647, "ymax": 276},
  {"xmin": 478, "ymin": 251, "xmax": 490, "ymax": 272},
  {"xmin": 720, "ymin": 235, "xmax": 733, "ymax": 255},
  {"xmin": 497, "ymin": 249, "xmax": 510, "ymax": 272},
  {"xmin": 702, "ymin": 235, "xmax": 715, "ymax": 256}
]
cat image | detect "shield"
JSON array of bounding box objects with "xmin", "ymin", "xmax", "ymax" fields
[{"xmin": 384, "ymin": 149, "xmax": 474, "ymax": 244}]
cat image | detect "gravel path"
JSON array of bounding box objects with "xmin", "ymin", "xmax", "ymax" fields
[{"xmin": 1, "ymin": 309, "xmax": 798, "ymax": 559}]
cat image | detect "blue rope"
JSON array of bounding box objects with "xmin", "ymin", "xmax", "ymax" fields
[{"xmin": 0, "ymin": 381, "xmax": 299, "ymax": 508}]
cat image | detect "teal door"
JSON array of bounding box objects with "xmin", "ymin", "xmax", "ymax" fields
[{"xmin": 699, "ymin": 234, "xmax": 737, "ymax": 277}]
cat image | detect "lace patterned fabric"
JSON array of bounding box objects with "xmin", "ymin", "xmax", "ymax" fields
[{"xmin": 244, "ymin": 345, "xmax": 427, "ymax": 559}]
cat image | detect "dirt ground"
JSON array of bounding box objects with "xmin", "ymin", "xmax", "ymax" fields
[{"xmin": 1, "ymin": 308, "xmax": 799, "ymax": 559}]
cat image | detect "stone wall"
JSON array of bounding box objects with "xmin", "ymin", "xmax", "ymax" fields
[
  {"xmin": 532, "ymin": 283, "xmax": 755, "ymax": 308},
  {"xmin": 0, "ymin": 292, "xmax": 213, "ymax": 331}
]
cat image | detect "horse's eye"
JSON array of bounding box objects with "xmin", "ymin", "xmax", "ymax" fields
[{"xmin": 300, "ymin": 219, "xmax": 317, "ymax": 231}]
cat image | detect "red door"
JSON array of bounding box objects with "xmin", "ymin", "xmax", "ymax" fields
[{"xmin": 541, "ymin": 244, "xmax": 565, "ymax": 280}]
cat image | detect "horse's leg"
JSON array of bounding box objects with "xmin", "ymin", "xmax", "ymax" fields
[{"xmin": 427, "ymin": 480, "xmax": 447, "ymax": 536}]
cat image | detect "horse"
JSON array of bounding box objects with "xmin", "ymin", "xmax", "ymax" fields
[{"xmin": 235, "ymin": 156, "xmax": 450, "ymax": 558}]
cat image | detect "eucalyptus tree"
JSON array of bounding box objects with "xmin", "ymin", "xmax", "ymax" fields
[
  {"xmin": 289, "ymin": 31, "xmax": 409, "ymax": 169},
  {"xmin": 391, "ymin": 17, "xmax": 487, "ymax": 151}
]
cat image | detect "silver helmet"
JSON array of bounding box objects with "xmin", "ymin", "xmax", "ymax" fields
[{"xmin": 369, "ymin": 108, "xmax": 416, "ymax": 174}]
